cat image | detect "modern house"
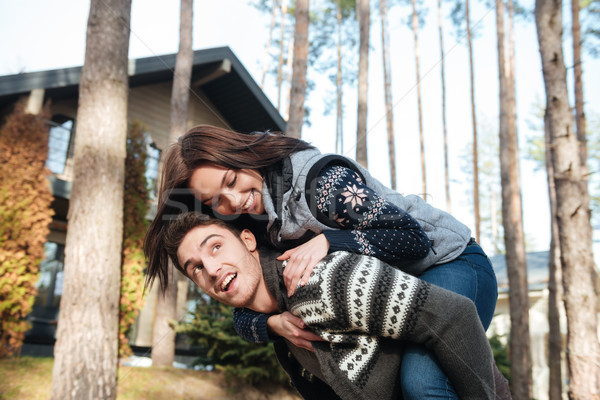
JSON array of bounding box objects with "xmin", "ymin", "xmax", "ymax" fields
[
  {"xmin": 0, "ymin": 46, "xmax": 285, "ymax": 353},
  {"xmin": 488, "ymin": 251, "xmax": 600, "ymax": 400}
]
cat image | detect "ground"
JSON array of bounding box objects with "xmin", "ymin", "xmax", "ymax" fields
[{"xmin": 0, "ymin": 357, "xmax": 301, "ymax": 400}]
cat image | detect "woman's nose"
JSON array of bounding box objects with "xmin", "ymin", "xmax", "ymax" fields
[{"xmin": 217, "ymin": 191, "xmax": 239, "ymax": 214}]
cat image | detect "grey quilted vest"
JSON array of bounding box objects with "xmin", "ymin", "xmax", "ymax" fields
[{"xmin": 261, "ymin": 148, "xmax": 471, "ymax": 275}]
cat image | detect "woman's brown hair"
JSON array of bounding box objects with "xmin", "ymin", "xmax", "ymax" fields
[{"xmin": 143, "ymin": 125, "xmax": 314, "ymax": 292}]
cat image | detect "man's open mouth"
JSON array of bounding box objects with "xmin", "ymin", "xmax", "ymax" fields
[{"xmin": 221, "ymin": 273, "xmax": 237, "ymax": 291}]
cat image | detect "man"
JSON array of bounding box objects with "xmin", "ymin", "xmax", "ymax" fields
[{"xmin": 157, "ymin": 212, "xmax": 497, "ymax": 400}]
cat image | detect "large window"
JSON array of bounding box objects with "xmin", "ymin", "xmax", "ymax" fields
[
  {"xmin": 26, "ymin": 242, "xmax": 65, "ymax": 342},
  {"xmin": 145, "ymin": 138, "xmax": 161, "ymax": 200},
  {"xmin": 35, "ymin": 242, "xmax": 64, "ymax": 308},
  {"xmin": 46, "ymin": 116, "xmax": 74, "ymax": 175}
]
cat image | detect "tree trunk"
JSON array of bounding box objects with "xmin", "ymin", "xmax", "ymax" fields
[
  {"xmin": 411, "ymin": 0, "xmax": 426, "ymax": 199},
  {"xmin": 335, "ymin": 0, "xmax": 344, "ymax": 154},
  {"xmin": 490, "ymin": 183, "xmax": 499, "ymax": 254},
  {"xmin": 169, "ymin": 0, "xmax": 193, "ymax": 145},
  {"xmin": 151, "ymin": 275, "xmax": 178, "ymax": 367},
  {"xmin": 545, "ymin": 110, "xmax": 564, "ymax": 400},
  {"xmin": 286, "ymin": 0, "xmax": 309, "ymax": 138},
  {"xmin": 151, "ymin": 0, "xmax": 193, "ymax": 369},
  {"xmin": 355, "ymin": 0, "xmax": 369, "ymax": 168},
  {"xmin": 277, "ymin": 0, "xmax": 288, "ymax": 111},
  {"xmin": 284, "ymin": 33, "xmax": 294, "ymax": 121},
  {"xmin": 438, "ymin": 0, "xmax": 451, "ymax": 212},
  {"xmin": 535, "ymin": 0, "xmax": 600, "ymax": 398},
  {"xmin": 572, "ymin": 0, "xmax": 586, "ymax": 165},
  {"xmin": 496, "ymin": 0, "xmax": 532, "ymax": 398},
  {"xmin": 50, "ymin": 0, "xmax": 131, "ymax": 398},
  {"xmin": 380, "ymin": 0, "xmax": 396, "ymax": 190},
  {"xmin": 466, "ymin": 0, "xmax": 480, "ymax": 242},
  {"xmin": 261, "ymin": 0, "xmax": 279, "ymax": 89}
]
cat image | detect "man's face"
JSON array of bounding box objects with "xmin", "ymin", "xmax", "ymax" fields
[{"xmin": 177, "ymin": 224, "xmax": 263, "ymax": 308}]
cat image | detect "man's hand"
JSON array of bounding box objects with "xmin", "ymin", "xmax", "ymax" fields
[
  {"xmin": 267, "ymin": 312, "xmax": 323, "ymax": 351},
  {"xmin": 277, "ymin": 234, "xmax": 329, "ymax": 297}
]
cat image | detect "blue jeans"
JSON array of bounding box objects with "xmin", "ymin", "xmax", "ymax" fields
[{"xmin": 400, "ymin": 239, "xmax": 498, "ymax": 399}]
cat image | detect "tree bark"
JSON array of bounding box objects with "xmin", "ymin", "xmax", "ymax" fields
[
  {"xmin": 284, "ymin": 32, "xmax": 294, "ymax": 120},
  {"xmin": 535, "ymin": 0, "xmax": 599, "ymax": 398},
  {"xmin": 151, "ymin": 0, "xmax": 194, "ymax": 369},
  {"xmin": 151, "ymin": 274, "xmax": 178, "ymax": 367},
  {"xmin": 496, "ymin": 0, "xmax": 532, "ymax": 398},
  {"xmin": 411, "ymin": 0, "xmax": 426, "ymax": 199},
  {"xmin": 466, "ymin": 0, "xmax": 480, "ymax": 241},
  {"xmin": 355, "ymin": 0, "xmax": 369, "ymax": 168},
  {"xmin": 277, "ymin": 0, "xmax": 288, "ymax": 111},
  {"xmin": 545, "ymin": 109, "xmax": 564, "ymax": 400},
  {"xmin": 261, "ymin": 0, "xmax": 279, "ymax": 89},
  {"xmin": 571, "ymin": 0, "xmax": 587, "ymax": 163},
  {"xmin": 490, "ymin": 183, "xmax": 499, "ymax": 254},
  {"xmin": 50, "ymin": 0, "xmax": 131, "ymax": 398},
  {"xmin": 169, "ymin": 0, "xmax": 193, "ymax": 144},
  {"xmin": 380, "ymin": 0, "xmax": 396, "ymax": 190},
  {"xmin": 335, "ymin": 0, "xmax": 344, "ymax": 154},
  {"xmin": 286, "ymin": 0, "xmax": 309, "ymax": 138},
  {"xmin": 438, "ymin": 0, "xmax": 451, "ymax": 212},
  {"xmin": 571, "ymin": 0, "xmax": 586, "ymax": 164}
]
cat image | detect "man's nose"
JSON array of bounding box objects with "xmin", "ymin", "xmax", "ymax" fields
[{"xmin": 203, "ymin": 260, "xmax": 222, "ymax": 278}]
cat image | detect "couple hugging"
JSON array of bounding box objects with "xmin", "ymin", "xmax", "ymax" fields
[{"xmin": 144, "ymin": 125, "xmax": 511, "ymax": 400}]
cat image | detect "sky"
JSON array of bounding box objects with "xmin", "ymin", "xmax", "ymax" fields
[{"xmin": 1, "ymin": 0, "xmax": 599, "ymax": 261}]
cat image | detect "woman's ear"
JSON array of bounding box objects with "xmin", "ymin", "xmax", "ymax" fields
[{"xmin": 240, "ymin": 229, "xmax": 257, "ymax": 252}]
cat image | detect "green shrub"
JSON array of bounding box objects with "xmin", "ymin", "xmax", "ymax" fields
[
  {"xmin": 176, "ymin": 298, "xmax": 289, "ymax": 386},
  {"xmin": 489, "ymin": 333, "xmax": 511, "ymax": 381}
]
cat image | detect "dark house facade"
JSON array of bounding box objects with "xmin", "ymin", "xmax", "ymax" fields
[{"xmin": 0, "ymin": 46, "xmax": 285, "ymax": 351}]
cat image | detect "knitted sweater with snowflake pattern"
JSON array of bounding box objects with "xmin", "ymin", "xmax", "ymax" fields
[{"xmin": 260, "ymin": 249, "xmax": 495, "ymax": 400}]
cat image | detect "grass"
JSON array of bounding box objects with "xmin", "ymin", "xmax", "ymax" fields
[{"xmin": 0, "ymin": 357, "xmax": 300, "ymax": 400}]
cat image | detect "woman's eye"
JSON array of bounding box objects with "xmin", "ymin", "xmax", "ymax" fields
[
  {"xmin": 212, "ymin": 244, "xmax": 221, "ymax": 253},
  {"xmin": 227, "ymin": 174, "xmax": 237, "ymax": 188}
]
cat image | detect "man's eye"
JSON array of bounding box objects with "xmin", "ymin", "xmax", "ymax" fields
[
  {"xmin": 212, "ymin": 244, "xmax": 221, "ymax": 253},
  {"xmin": 193, "ymin": 265, "xmax": 203, "ymax": 274}
]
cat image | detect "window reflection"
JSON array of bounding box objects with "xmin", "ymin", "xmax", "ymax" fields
[
  {"xmin": 35, "ymin": 242, "xmax": 64, "ymax": 308},
  {"xmin": 46, "ymin": 118, "xmax": 73, "ymax": 175},
  {"xmin": 26, "ymin": 242, "xmax": 64, "ymax": 342},
  {"xmin": 145, "ymin": 139, "xmax": 161, "ymax": 200}
]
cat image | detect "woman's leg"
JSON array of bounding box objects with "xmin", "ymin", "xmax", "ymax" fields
[{"xmin": 401, "ymin": 240, "xmax": 498, "ymax": 399}]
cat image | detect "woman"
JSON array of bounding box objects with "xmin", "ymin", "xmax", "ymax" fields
[{"xmin": 145, "ymin": 124, "xmax": 499, "ymax": 399}]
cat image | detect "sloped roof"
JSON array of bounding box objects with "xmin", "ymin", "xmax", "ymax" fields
[{"xmin": 0, "ymin": 46, "xmax": 285, "ymax": 133}]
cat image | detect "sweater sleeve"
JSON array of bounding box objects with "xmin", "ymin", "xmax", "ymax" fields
[
  {"xmin": 232, "ymin": 307, "xmax": 273, "ymax": 343},
  {"xmin": 314, "ymin": 165, "xmax": 430, "ymax": 265}
]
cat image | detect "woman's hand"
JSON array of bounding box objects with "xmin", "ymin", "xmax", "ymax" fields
[
  {"xmin": 267, "ymin": 312, "xmax": 323, "ymax": 351},
  {"xmin": 277, "ymin": 234, "xmax": 329, "ymax": 297}
]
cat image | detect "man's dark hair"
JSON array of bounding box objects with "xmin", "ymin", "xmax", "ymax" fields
[{"xmin": 149, "ymin": 212, "xmax": 242, "ymax": 291}]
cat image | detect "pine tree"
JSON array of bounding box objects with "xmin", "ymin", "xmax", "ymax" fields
[{"xmin": 176, "ymin": 298, "xmax": 289, "ymax": 386}]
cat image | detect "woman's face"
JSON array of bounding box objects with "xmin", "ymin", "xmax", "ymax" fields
[{"xmin": 189, "ymin": 163, "xmax": 265, "ymax": 215}]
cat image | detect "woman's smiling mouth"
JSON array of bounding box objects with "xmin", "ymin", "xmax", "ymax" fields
[{"xmin": 242, "ymin": 191, "xmax": 255, "ymax": 211}]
